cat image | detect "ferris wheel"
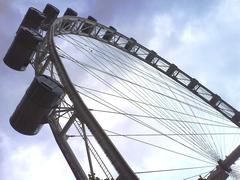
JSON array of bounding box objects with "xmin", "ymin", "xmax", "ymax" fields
[{"xmin": 4, "ymin": 3, "xmax": 240, "ymax": 180}]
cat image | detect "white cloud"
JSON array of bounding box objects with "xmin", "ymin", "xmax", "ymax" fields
[
  {"xmin": 146, "ymin": 0, "xmax": 240, "ymax": 107},
  {"xmin": 148, "ymin": 15, "xmax": 175, "ymax": 52},
  {"xmin": 0, "ymin": 133, "xmax": 75, "ymax": 180}
]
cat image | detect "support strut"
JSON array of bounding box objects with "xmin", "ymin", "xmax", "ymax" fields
[{"xmin": 207, "ymin": 145, "xmax": 240, "ymax": 180}]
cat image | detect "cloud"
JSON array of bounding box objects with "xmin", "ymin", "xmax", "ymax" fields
[
  {"xmin": 3, "ymin": 144, "xmax": 74, "ymax": 180},
  {"xmin": 144, "ymin": 0, "xmax": 240, "ymax": 108},
  {"xmin": 0, "ymin": 126, "xmax": 77, "ymax": 180}
]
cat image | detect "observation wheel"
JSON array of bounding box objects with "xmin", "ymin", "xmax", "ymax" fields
[{"xmin": 4, "ymin": 4, "xmax": 240, "ymax": 180}]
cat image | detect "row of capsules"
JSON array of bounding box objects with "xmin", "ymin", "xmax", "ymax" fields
[
  {"xmin": 3, "ymin": 3, "xmax": 138, "ymax": 136},
  {"xmin": 4, "ymin": 4, "xmax": 83, "ymax": 135}
]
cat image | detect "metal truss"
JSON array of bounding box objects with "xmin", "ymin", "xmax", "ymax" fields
[{"xmin": 32, "ymin": 16, "xmax": 240, "ymax": 180}]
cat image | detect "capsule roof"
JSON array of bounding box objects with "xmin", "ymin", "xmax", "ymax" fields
[
  {"xmin": 18, "ymin": 7, "xmax": 45, "ymax": 31},
  {"xmin": 64, "ymin": 8, "xmax": 78, "ymax": 16},
  {"xmin": 42, "ymin": 3, "xmax": 59, "ymax": 30}
]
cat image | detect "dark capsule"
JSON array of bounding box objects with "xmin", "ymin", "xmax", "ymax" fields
[
  {"xmin": 18, "ymin": 7, "xmax": 45, "ymax": 32},
  {"xmin": 64, "ymin": 8, "xmax": 78, "ymax": 16},
  {"xmin": 102, "ymin": 26, "xmax": 116, "ymax": 41},
  {"xmin": 81, "ymin": 16, "xmax": 97, "ymax": 34},
  {"xmin": 166, "ymin": 63, "xmax": 178, "ymax": 76},
  {"xmin": 4, "ymin": 27, "xmax": 43, "ymax": 71},
  {"xmin": 232, "ymin": 112, "xmax": 240, "ymax": 123},
  {"xmin": 124, "ymin": 38, "xmax": 137, "ymax": 51},
  {"xmin": 145, "ymin": 50, "xmax": 157, "ymax": 63},
  {"xmin": 42, "ymin": 4, "xmax": 60, "ymax": 30},
  {"xmin": 62, "ymin": 8, "xmax": 78, "ymax": 30},
  {"xmin": 209, "ymin": 94, "xmax": 221, "ymax": 107},
  {"xmin": 188, "ymin": 78, "xmax": 199, "ymax": 90},
  {"xmin": 10, "ymin": 75, "xmax": 65, "ymax": 135}
]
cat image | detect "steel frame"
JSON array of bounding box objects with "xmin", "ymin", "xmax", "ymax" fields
[
  {"xmin": 33, "ymin": 16, "xmax": 240, "ymax": 180},
  {"xmin": 50, "ymin": 16, "xmax": 240, "ymax": 126}
]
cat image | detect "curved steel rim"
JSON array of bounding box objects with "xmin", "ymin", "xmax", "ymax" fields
[{"xmin": 49, "ymin": 16, "xmax": 239, "ymax": 127}]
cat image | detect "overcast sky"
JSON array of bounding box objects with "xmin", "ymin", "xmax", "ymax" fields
[{"xmin": 1, "ymin": 0, "xmax": 240, "ymax": 180}]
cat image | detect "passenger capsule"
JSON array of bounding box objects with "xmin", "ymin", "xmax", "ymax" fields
[
  {"xmin": 124, "ymin": 37, "xmax": 137, "ymax": 51},
  {"xmin": 81, "ymin": 16, "xmax": 97, "ymax": 34},
  {"xmin": 62, "ymin": 8, "xmax": 78, "ymax": 30},
  {"xmin": 102, "ymin": 26, "xmax": 116, "ymax": 41},
  {"xmin": 232, "ymin": 112, "xmax": 240, "ymax": 123},
  {"xmin": 10, "ymin": 75, "xmax": 65, "ymax": 135},
  {"xmin": 4, "ymin": 27, "xmax": 43, "ymax": 71},
  {"xmin": 188, "ymin": 78, "xmax": 199, "ymax": 90},
  {"xmin": 145, "ymin": 50, "xmax": 157, "ymax": 63},
  {"xmin": 64, "ymin": 8, "xmax": 78, "ymax": 16},
  {"xmin": 18, "ymin": 7, "xmax": 45, "ymax": 32},
  {"xmin": 166, "ymin": 63, "xmax": 178, "ymax": 76},
  {"xmin": 209, "ymin": 94, "xmax": 221, "ymax": 107},
  {"xmin": 42, "ymin": 4, "xmax": 59, "ymax": 30}
]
